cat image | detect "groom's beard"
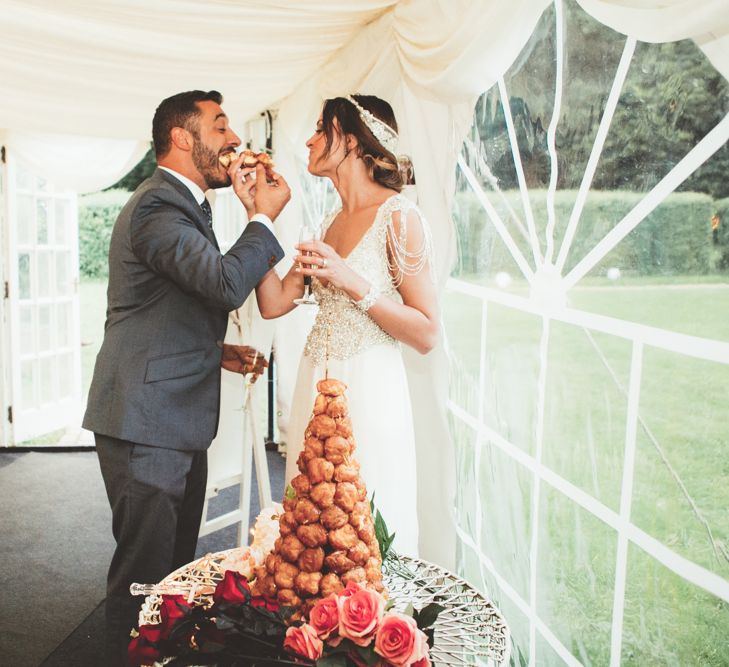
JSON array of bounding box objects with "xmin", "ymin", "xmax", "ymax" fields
[{"xmin": 193, "ymin": 139, "xmax": 230, "ymax": 190}]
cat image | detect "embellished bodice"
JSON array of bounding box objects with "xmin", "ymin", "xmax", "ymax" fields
[{"xmin": 303, "ymin": 193, "xmax": 429, "ymax": 365}]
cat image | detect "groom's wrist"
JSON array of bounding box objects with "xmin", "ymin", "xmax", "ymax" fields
[{"xmin": 248, "ymin": 213, "xmax": 274, "ymax": 235}]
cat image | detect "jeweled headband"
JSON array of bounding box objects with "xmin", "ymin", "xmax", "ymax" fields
[{"xmin": 346, "ymin": 95, "xmax": 399, "ymax": 154}]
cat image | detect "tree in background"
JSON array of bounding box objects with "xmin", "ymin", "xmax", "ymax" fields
[
  {"xmin": 469, "ymin": 2, "xmax": 729, "ymax": 199},
  {"xmin": 107, "ymin": 145, "xmax": 155, "ymax": 191}
]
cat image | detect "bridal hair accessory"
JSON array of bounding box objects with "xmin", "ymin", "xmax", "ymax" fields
[{"xmin": 347, "ymin": 95, "xmax": 399, "ymax": 153}]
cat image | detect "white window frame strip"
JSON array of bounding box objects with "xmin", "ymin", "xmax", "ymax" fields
[
  {"xmin": 554, "ymin": 36, "xmax": 637, "ymax": 273},
  {"xmin": 608, "ymin": 340, "xmax": 642, "ymax": 667},
  {"xmin": 543, "ymin": 0, "xmax": 564, "ymax": 266},
  {"xmin": 528, "ymin": 316, "xmax": 550, "ymax": 664},
  {"xmin": 457, "ymin": 155, "xmax": 535, "ymax": 283},
  {"xmin": 496, "ymin": 77, "xmax": 542, "ymax": 266}
]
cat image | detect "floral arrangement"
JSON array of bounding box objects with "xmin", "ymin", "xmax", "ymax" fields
[
  {"xmin": 128, "ymin": 570, "xmax": 441, "ymax": 667},
  {"xmin": 129, "ymin": 498, "xmax": 441, "ymax": 667}
]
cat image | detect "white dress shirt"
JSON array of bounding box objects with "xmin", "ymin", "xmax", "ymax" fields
[{"xmin": 159, "ymin": 166, "xmax": 274, "ymax": 234}]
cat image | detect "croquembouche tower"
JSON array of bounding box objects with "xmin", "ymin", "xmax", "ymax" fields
[{"xmin": 251, "ymin": 378, "xmax": 384, "ymax": 611}]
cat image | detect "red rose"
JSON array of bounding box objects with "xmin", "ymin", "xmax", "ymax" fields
[
  {"xmin": 159, "ymin": 595, "xmax": 192, "ymax": 640},
  {"xmin": 250, "ymin": 594, "xmax": 280, "ymax": 612},
  {"xmin": 411, "ymin": 658, "xmax": 431, "ymax": 667},
  {"xmin": 308, "ymin": 595, "xmax": 340, "ymax": 640},
  {"xmin": 127, "ymin": 624, "xmax": 162, "ymax": 666},
  {"xmin": 213, "ymin": 570, "xmax": 251, "ymax": 605},
  {"xmin": 337, "ymin": 585, "xmax": 385, "ymax": 647},
  {"xmin": 283, "ymin": 623, "xmax": 324, "ymax": 661},
  {"xmin": 374, "ymin": 612, "xmax": 429, "ymax": 666}
]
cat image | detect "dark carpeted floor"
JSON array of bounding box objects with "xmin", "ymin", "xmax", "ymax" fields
[{"xmin": 0, "ymin": 448, "xmax": 285, "ymax": 667}]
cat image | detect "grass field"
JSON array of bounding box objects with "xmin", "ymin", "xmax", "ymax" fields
[{"xmin": 443, "ymin": 277, "xmax": 729, "ymax": 665}]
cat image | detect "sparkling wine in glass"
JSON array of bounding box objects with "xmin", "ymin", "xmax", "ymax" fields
[{"xmin": 293, "ymin": 220, "xmax": 319, "ymax": 306}]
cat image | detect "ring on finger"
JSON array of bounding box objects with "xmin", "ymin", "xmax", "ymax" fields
[{"xmin": 321, "ymin": 258, "xmax": 327, "ymax": 269}]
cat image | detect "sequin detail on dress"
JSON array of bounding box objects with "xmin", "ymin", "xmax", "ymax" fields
[{"xmin": 303, "ymin": 194, "xmax": 433, "ymax": 365}]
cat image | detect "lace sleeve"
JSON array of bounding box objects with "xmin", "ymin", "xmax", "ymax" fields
[{"xmin": 384, "ymin": 197, "xmax": 436, "ymax": 287}]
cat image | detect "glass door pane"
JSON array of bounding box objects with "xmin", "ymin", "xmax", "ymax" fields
[{"xmin": 4, "ymin": 152, "xmax": 81, "ymax": 444}]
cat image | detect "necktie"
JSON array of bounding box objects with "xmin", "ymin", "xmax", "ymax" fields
[{"xmin": 200, "ymin": 198, "xmax": 213, "ymax": 230}]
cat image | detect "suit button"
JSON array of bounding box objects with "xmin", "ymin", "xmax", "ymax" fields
[
  {"xmin": 216, "ymin": 340, "xmax": 224, "ymax": 348},
  {"xmin": 268, "ymin": 254, "xmax": 277, "ymax": 268}
]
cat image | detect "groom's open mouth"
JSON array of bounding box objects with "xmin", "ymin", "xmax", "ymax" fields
[{"xmin": 218, "ymin": 151, "xmax": 237, "ymax": 169}]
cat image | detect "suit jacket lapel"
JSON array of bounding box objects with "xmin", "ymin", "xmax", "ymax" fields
[{"xmin": 154, "ymin": 169, "xmax": 220, "ymax": 250}]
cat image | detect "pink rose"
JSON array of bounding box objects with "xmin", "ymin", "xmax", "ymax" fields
[
  {"xmin": 309, "ymin": 595, "xmax": 340, "ymax": 640},
  {"xmin": 411, "ymin": 658, "xmax": 431, "ymax": 667},
  {"xmin": 337, "ymin": 585, "xmax": 385, "ymax": 647},
  {"xmin": 374, "ymin": 611, "xmax": 430, "ymax": 666},
  {"xmin": 339, "ymin": 580, "xmax": 362, "ymax": 598},
  {"xmin": 283, "ymin": 623, "xmax": 324, "ymax": 661}
]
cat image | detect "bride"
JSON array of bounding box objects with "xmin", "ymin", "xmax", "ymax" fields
[{"xmin": 255, "ymin": 94, "xmax": 438, "ymax": 556}]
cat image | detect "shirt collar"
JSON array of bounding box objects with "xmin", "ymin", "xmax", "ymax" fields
[{"xmin": 159, "ymin": 166, "xmax": 207, "ymax": 206}]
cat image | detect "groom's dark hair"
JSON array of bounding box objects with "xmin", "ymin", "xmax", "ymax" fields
[{"xmin": 152, "ymin": 90, "xmax": 223, "ymax": 158}]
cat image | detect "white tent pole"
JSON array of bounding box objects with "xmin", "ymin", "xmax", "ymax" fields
[
  {"xmin": 457, "ymin": 156, "xmax": 535, "ymax": 282},
  {"xmin": 497, "ymin": 77, "xmax": 542, "ymax": 266},
  {"xmin": 554, "ymin": 36, "xmax": 637, "ymax": 273},
  {"xmin": 563, "ymin": 111, "xmax": 729, "ymax": 289}
]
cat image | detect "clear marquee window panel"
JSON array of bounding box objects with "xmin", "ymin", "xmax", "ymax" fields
[{"xmin": 446, "ymin": 0, "xmax": 729, "ymax": 665}]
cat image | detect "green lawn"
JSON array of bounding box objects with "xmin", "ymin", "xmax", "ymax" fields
[{"xmin": 444, "ymin": 278, "xmax": 729, "ymax": 666}]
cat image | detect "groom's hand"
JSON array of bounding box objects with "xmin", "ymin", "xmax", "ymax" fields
[
  {"xmin": 228, "ymin": 155, "xmax": 257, "ymax": 219},
  {"xmin": 221, "ymin": 344, "xmax": 268, "ymax": 380},
  {"xmin": 253, "ymin": 163, "xmax": 291, "ymax": 221}
]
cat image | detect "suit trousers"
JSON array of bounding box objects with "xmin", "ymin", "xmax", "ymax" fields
[{"xmin": 95, "ymin": 434, "xmax": 208, "ymax": 667}]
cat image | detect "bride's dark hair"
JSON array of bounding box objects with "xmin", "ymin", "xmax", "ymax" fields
[{"xmin": 320, "ymin": 95, "xmax": 403, "ymax": 192}]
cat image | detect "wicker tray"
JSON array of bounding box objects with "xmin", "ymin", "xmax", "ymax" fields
[{"xmin": 132, "ymin": 550, "xmax": 510, "ymax": 666}]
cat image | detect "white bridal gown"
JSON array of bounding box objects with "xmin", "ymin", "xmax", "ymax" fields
[{"xmin": 285, "ymin": 193, "xmax": 433, "ymax": 557}]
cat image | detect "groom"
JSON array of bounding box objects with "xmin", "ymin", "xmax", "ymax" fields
[{"xmin": 83, "ymin": 90, "xmax": 290, "ymax": 665}]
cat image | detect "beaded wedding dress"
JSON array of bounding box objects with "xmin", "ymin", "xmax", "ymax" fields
[{"xmin": 285, "ymin": 192, "xmax": 433, "ymax": 557}]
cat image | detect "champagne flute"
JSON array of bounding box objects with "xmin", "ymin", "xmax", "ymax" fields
[{"xmin": 293, "ymin": 219, "xmax": 320, "ymax": 305}]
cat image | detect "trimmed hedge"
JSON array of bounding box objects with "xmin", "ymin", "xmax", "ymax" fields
[
  {"xmin": 453, "ymin": 189, "xmax": 715, "ymax": 278},
  {"xmin": 78, "ymin": 189, "xmax": 131, "ymax": 279}
]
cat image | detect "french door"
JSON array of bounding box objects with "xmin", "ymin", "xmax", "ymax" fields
[{"xmin": 2, "ymin": 149, "xmax": 82, "ymax": 445}]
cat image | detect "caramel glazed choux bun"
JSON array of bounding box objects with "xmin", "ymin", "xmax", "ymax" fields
[{"xmin": 250, "ymin": 378, "xmax": 385, "ymax": 614}]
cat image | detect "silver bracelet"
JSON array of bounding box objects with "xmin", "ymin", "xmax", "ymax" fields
[{"xmin": 353, "ymin": 284, "xmax": 380, "ymax": 311}]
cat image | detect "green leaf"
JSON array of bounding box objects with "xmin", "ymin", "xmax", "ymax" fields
[
  {"xmin": 404, "ymin": 603, "xmax": 415, "ymax": 617},
  {"xmin": 415, "ymin": 602, "xmax": 445, "ymax": 629},
  {"xmin": 354, "ymin": 644, "xmax": 380, "ymax": 666},
  {"xmin": 316, "ymin": 655, "xmax": 348, "ymax": 667},
  {"xmin": 370, "ymin": 493, "xmax": 397, "ymax": 560},
  {"xmin": 285, "ymin": 484, "xmax": 296, "ymax": 500}
]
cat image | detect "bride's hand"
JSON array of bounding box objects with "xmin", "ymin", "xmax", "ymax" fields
[{"xmin": 295, "ymin": 240, "xmax": 366, "ymax": 296}]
